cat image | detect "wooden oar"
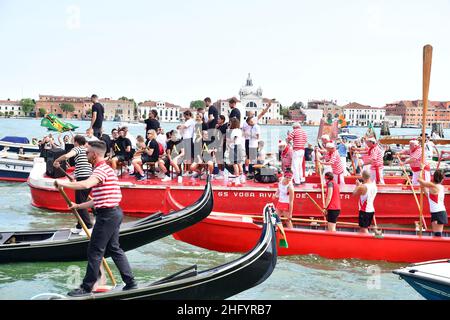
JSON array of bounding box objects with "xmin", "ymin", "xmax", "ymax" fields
[
  {"xmin": 54, "ymin": 181, "xmax": 117, "ymax": 287},
  {"xmin": 419, "ymin": 44, "xmax": 433, "ymax": 236},
  {"xmin": 305, "ymin": 193, "xmax": 327, "ymax": 222}
]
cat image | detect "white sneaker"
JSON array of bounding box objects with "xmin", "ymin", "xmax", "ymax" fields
[
  {"xmin": 214, "ymin": 174, "xmax": 224, "ymax": 180},
  {"xmin": 161, "ymin": 176, "xmax": 172, "ymax": 182},
  {"xmin": 240, "ymin": 175, "xmax": 247, "ymax": 184},
  {"xmin": 234, "ymin": 177, "xmax": 241, "ymax": 186},
  {"xmin": 157, "ymin": 172, "xmax": 166, "ymax": 179},
  {"xmin": 70, "ymin": 228, "xmax": 82, "ymax": 234},
  {"xmin": 79, "ymin": 228, "xmax": 93, "ymax": 237}
]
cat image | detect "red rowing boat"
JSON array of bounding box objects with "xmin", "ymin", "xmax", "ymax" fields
[
  {"xmin": 27, "ymin": 160, "xmax": 448, "ymax": 225},
  {"xmin": 173, "ymin": 212, "xmax": 450, "ymax": 263}
]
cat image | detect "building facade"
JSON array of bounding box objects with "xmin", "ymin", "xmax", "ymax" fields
[
  {"xmin": 100, "ymin": 98, "xmax": 136, "ymax": 122},
  {"xmin": 307, "ymin": 99, "xmax": 343, "ymax": 118},
  {"xmin": 301, "ymin": 108, "xmax": 323, "ymax": 125},
  {"xmin": 138, "ymin": 101, "xmax": 181, "ymax": 123},
  {"xmin": 35, "ymin": 95, "xmax": 91, "ymax": 119},
  {"xmin": 343, "ymin": 102, "xmax": 385, "ymax": 126},
  {"xmin": 0, "ymin": 100, "xmax": 23, "ymax": 116},
  {"xmin": 384, "ymin": 100, "xmax": 450, "ymax": 128}
]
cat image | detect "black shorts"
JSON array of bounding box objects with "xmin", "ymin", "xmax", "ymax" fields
[
  {"xmin": 431, "ymin": 211, "xmax": 448, "ymax": 225},
  {"xmin": 245, "ymin": 140, "xmax": 250, "ymax": 158},
  {"xmin": 115, "ymin": 155, "xmax": 127, "ymax": 162},
  {"xmin": 327, "ymin": 210, "xmax": 340, "ymax": 223},
  {"xmin": 359, "ymin": 211, "xmax": 375, "ymax": 228},
  {"xmin": 141, "ymin": 154, "xmax": 158, "ymax": 164}
]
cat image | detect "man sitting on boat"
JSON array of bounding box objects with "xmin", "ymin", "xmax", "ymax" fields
[
  {"xmin": 132, "ymin": 130, "xmax": 160, "ymax": 181},
  {"xmin": 353, "ymin": 170, "xmax": 378, "ymax": 234},
  {"xmin": 418, "ymin": 170, "xmax": 448, "ymax": 237},
  {"xmin": 190, "ymin": 130, "xmax": 215, "ymax": 179},
  {"xmin": 274, "ymin": 170, "xmax": 294, "ymax": 229},
  {"xmin": 315, "ymin": 134, "xmax": 333, "ymax": 175},
  {"xmin": 278, "ymin": 140, "xmax": 292, "ymax": 173},
  {"xmin": 110, "ymin": 128, "xmax": 132, "ymax": 176},
  {"xmin": 320, "ymin": 143, "xmax": 345, "ymax": 187},
  {"xmin": 354, "ymin": 138, "xmax": 385, "ymax": 185},
  {"xmin": 397, "ymin": 139, "xmax": 431, "ymax": 185},
  {"xmin": 324, "ymin": 172, "xmax": 341, "ymax": 232}
]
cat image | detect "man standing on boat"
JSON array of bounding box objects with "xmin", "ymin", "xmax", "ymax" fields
[
  {"xmin": 286, "ymin": 123, "xmax": 307, "ymax": 186},
  {"xmin": 320, "ymin": 143, "xmax": 345, "ymax": 187},
  {"xmin": 397, "ymin": 139, "xmax": 431, "ymax": 185},
  {"xmin": 418, "ymin": 170, "xmax": 448, "ymax": 237},
  {"xmin": 274, "ymin": 170, "xmax": 294, "ymax": 229},
  {"xmin": 355, "ymin": 138, "xmax": 385, "ymax": 185},
  {"xmin": 324, "ymin": 172, "xmax": 341, "ymax": 232},
  {"xmin": 353, "ymin": 170, "xmax": 378, "ymax": 234},
  {"xmin": 56, "ymin": 140, "xmax": 137, "ymax": 297},
  {"xmin": 89, "ymin": 95, "xmax": 104, "ymax": 139},
  {"xmin": 53, "ymin": 135, "xmax": 93, "ymax": 236}
]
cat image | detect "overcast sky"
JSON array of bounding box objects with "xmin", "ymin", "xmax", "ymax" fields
[{"xmin": 1, "ymin": 0, "xmax": 450, "ymax": 107}]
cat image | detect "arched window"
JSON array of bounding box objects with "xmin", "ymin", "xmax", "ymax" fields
[{"xmin": 246, "ymin": 102, "xmax": 258, "ymax": 109}]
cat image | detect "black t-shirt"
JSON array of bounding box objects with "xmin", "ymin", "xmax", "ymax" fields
[
  {"xmin": 113, "ymin": 137, "xmax": 132, "ymax": 157},
  {"xmin": 166, "ymin": 139, "xmax": 181, "ymax": 157},
  {"xmin": 146, "ymin": 139, "xmax": 160, "ymax": 160},
  {"xmin": 305, "ymin": 147, "xmax": 314, "ymax": 161},
  {"xmin": 144, "ymin": 118, "xmax": 160, "ymax": 133},
  {"xmin": 92, "ymin": 103, "xmax": 104, "ymax": 129},
  {"xmin": 100, "ymin": 134, "xmax": 112, "ymax": 156},
  {"xmin": 207, "ymin": 106, "xmax": 219, "ymax": 129},
  {"xmin": 384, "ymin": 150, "xmax": 394, "ymax": 161},
  {"xmin": 229, "ymin": 108, "xmax": 241, "ymax": 123}
]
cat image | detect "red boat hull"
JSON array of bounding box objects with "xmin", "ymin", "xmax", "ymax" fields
[
  {"xmin": 173, "ymin": 214, "xmax": 450, "ymax": 263},
  {"xmin": 28, "ymin": 173, "xmax": 446, "ymax": 225}
]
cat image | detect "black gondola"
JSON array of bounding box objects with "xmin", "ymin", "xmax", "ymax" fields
[
  {"xmin": 35, "ymin": 204, "xmax": 277, "ymax": 300},
  {"xmin": 0, "ymin": 178, "xmax": 213, "ymax": 263}
]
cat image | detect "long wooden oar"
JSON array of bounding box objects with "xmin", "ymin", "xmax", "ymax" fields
[
  {"xmin": 305, "ymin": 193, "xmax": 327, "ymax": 222},
  {"xmin": 419, "ymin": 44, "xmax": 433, "ymax": 236},
  {"xmin": 54, "ymin": 181, "xmax": 117, "ymax": 287},
  {"xmin": 396, "ymin": 156, "xmax": 428, "ymax": 230}
]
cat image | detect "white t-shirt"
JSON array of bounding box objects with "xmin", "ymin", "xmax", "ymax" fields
[
  {"xmin": 249, "ymin": 124, "xmax": 260, "ymax": 148},
  {"xmin": 425, "ymin": 141, "xmax": 435, "ymax": 160},
  {"xmin": 230, "ymin": 128, "xmax": 244, "ymax": 147},
  {"xmin": 156, "ymin": 134, "xmax": 167, "ymax": 150},
  {"xmin": 182, "ymin": 118, "xmax": 195, "ymax": 140},
  {"xmin": 85, "ymin": 135, "xmax": 99, "ymax": 142},
  {"xmin": 126, "ymin": 133, "xmax": 137, "ymax": 149},
  {"xmin": 242, "ymin": 121, "xmax": 252, "ymax": 140}
]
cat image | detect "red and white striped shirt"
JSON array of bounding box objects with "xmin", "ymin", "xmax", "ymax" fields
[
  {"xmin": 369, "ymin": 145, "xmax": 384, "ymax": 169},
  {"xmin": 325, "ymin": 150, "xmax": 344, "ymax": 175},
  {"xmin": 408, "ymin": 146, "xmax": 430, "ymax": 172},
  {"xmin": 91, "ymin": 161, "xmax": 122, "ymax": 209},
  {"xmin": 287, "ymin": 128, "xmax": 307, "ymax": 151}
]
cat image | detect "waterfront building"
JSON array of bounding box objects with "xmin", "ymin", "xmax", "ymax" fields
[
  {"xmin": 385, "ymin": 100, "xmax": 450, "ymax": 128},
  {"xmin": 342, "ymin": 102, "xmax": 385, "ymax": 127},
  {"xmin": 138, "ymin": 100, "xmax": 181, "ymax": 123},
  {"xmin": 36, "ymin": 95, "xmax": 90, "ymax": 119},
  {"xmin": 385, "ymin": 115, "xmax": 403, "ymax": 128},
  {"xmin": 301, "ymin": 108, "xmax": 323, "ymax": 125},
  {"xmin": 0, "ymin": 100, "xmax": 23, "ymax": 116},
  {"xmin": 101, "ymin": 98, "xmax": 136, "ymax": 122},
  {"xmin": 307, "ymin": 99, "xmax": 343, "ymax": 119},
  {"xmin": 214, "ymin": 74, "xmax": 283, "ymax": 124}
]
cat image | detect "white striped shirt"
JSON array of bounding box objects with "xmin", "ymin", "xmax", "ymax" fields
[
  {"xmin": 91, "ymin": 161, "xmax": 122, "ymax": 209},
  {"xmin": 73, "ymin": 146, "xmax": 93, "ymax": 179}
]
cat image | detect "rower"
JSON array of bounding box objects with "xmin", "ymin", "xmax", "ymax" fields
[
  {"xmin": 418, "ymin": 170, "xmax": 448, "ymax": 237},
  {"xmin": 355, "ymin": 138, "xmax": 385, "ymax": 185},
  {"xmin": 397, "ymin": 139, "xmax": 431, "ymax": 185},
  {"xmin": 315, "ymin": 134, "xmax": 332, "ymax": 175},
  {"xmin": 320, "ymin": 143, "xmax": 345, "ymax": 187},
  {"xmin": 324, "ymin": 172, "xmax": 341, "ymax": 232},
  {"xmin": 353, "ymin": 170, "xmax": 378, "ymax": 234},
  {"xmin": 53, "ymin": 135, "xmax": 93, "ymax": 235},
  {"xmin": 274, "ymin": 170, "xmax": 294, "ymax": 229},
  {"xmin": 56, "ymin": 141, "xmax": 137, "ymax": 297}
]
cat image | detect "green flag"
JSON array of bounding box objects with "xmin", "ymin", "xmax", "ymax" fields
[{"xmin": 40, "ymin": 114, "xmax": 79, "ymax": 133}]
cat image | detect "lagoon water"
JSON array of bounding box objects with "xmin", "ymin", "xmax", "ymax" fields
[{"xmin": 0, "ymin": 118, "xmax": 429, "ymax": 300}]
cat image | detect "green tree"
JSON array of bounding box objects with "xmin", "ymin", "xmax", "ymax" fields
[
  {"xmin": 289, "ymin": 101, "xmax": 304, "ymax": 110},
  {"xmin": 20, "ymin": 98, "xmax": 36, "ymax": 116},
  {"xmin": 38, "ymin": 108, "xmax": 47, "ymax": 117},
  {"xmin": 60, "ymin": 103, "xmax": 75, "ymax": 118},
  {"xmin": 280, "ymin": 107, "xmax": 291, "ymax": 120},
  {"xmin": 190, "ymin": 100, "xmax": 205, "ymax": 110},
  {"xmin": 0, "ymin": 112, "xmax": 3, "ymax": 117}
]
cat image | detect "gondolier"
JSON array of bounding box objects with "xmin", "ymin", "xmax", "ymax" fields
[
  {"xmin": 353, "ymin": 170, "xmax": 378, "ymax": 234},
  {"xmin": 320, "ymin": 143, "xmax": 345, "ymax": 187},
  {"xmin": 397, "ymin": 139, "xmax": 431, "ymax": 185},
  {"xmin": 56, "ymin": 141, "xmax": 137, "ymax": 297},
  {"xmin": 286, "ymin": 123, "xmax": 307, "ymax": 185},
  {"xmin": 53, "ymin": 135, "xmax": 93, "ymax": 235},
  {"xmin": 324, "ymin": 172, "xmax": 341, "ymax": 232},
  {"xmin": 356, "ymin": 138, "xmax": 385, "ymax": 185},
  {"xmin": 418, "ymin": 170, "xmax": 448, "ymax": 237}
]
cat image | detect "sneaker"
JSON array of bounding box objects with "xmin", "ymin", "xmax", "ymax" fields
[
  {"xmin": 240, "ymin": 175, "xmax": 247, "ymax": 184},
  {"xmin": 79, "ymin": 228, "xmax": 93, "ymax": 237},
  {"xmin": 137, "ymin": 174, "xmax": 146, "ymax": 181},
  {"xmin": 68, "ymin": 287, "xmax": 91, "ymax": 297},
  {"xmin": 192, "ymin": 172, "xmax": 200, "ymax": 179},
  {"xmin": 161, "ymin": 176, "xmax": 172, "ymax": 182},
  {"xmin": 214, "ymin": 174, "xmax": 224, "ymax": 180},
  {"xmin": 123, "ymin": 281, "xmax": 138, "ymax": 291},
  {"xmin": 70, "ymin": 228, "xmax": 82, "ymax": 234},
  {"xmin": 157, "ymin": 172, "xmax": 166, "ymax": 179}
]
